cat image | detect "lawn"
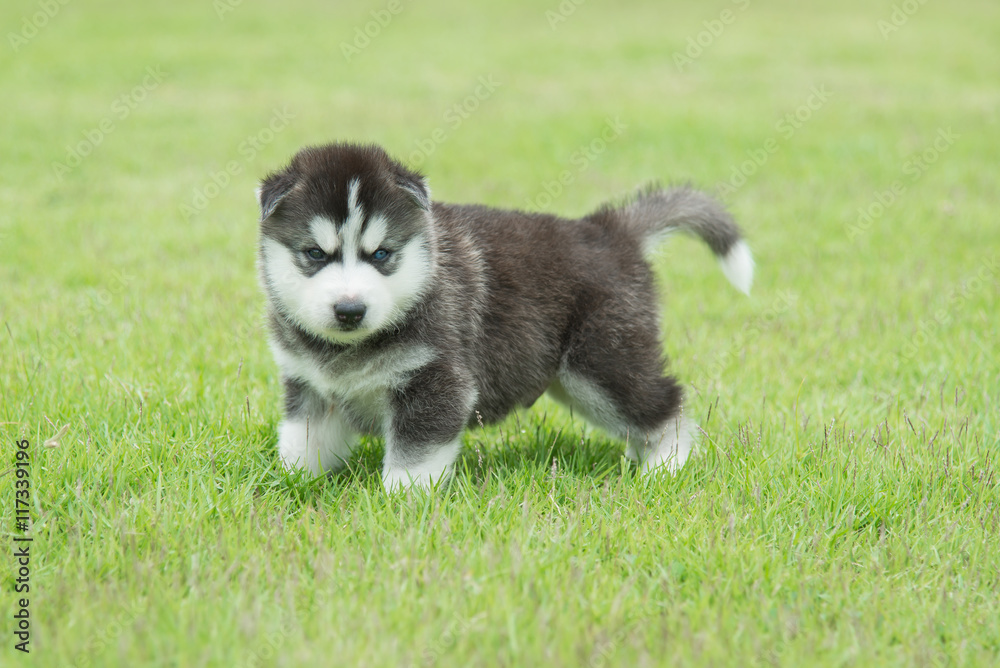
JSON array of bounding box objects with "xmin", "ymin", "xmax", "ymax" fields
[{"xmin": 1, "ymin": 0, "xmax": 998, "ymax": 665}]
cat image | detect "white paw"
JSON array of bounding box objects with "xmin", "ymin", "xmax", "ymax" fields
[
  {"xmin": 381, "ymin": 440, "xmax": 461, "ymax": 492},
  {"xmin": 638, "ymin": 416, "xmax": 697, "ymax": 473},
  {"xmin": 277, "ymin": 416, "xmax": 356, "ymax": 476},
  {"xmin": 381, "ymin": 467, "xmax": 448, "ymax": 492}
]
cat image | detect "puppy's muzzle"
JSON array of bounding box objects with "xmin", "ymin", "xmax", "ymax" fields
[{"xmin": 334, "ymin": 299, "xmax": 367, "ymax": 329}]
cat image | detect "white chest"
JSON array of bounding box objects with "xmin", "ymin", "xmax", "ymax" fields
[{"xmin": 270, "ymin": 341, "xmax": 435, "ymax": 431}]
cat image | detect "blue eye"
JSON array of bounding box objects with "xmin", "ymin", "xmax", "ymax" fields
[
  {"xmin": 372, "ymin": 248, "xmax": 391, "ymax": 261},
  {"xmin": 305, "ymin": 248, "xmax": 326, "ymax": 261}
]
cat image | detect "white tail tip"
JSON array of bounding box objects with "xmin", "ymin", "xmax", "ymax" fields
[{"xmin": 719, "ymin": 240, "xmax": 754, "ymax": 295}]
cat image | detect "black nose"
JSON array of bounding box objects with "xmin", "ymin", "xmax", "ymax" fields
[{"xmin": 334, "ymin": 300, "xmax": 366, "ymax": 327}]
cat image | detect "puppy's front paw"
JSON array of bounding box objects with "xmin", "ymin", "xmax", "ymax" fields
[
  {"xmin": 381, "ymin": 465, "xmax": 452, "ymax": 493},
  {"xmin": 381, "ymin": 440, "xmax": 461, "ymax": 493},
  {"xmin": 278, "ymin": 419, "xmax": 325, "ymax": 476},
  {"xmin": 277, "ymin": 415, "xmax": 356, "ymax": 476}
]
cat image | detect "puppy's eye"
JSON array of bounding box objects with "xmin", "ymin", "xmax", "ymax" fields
[
  {"xmin": 372, "ymin": 248, "xmax": 391, "ymax": 261},
  {"xmin": 305, "ymin": 248, "xmax": 326, "ymax": 261}
]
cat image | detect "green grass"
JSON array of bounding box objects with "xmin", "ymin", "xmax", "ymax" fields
[{"xmin": 2, "ymin": 0, "xmax": 999, "ymax": 665}]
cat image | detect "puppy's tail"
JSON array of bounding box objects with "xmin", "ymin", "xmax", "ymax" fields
[{"xmin": 602, "ymin": 185, "xmax": 754, "ymax": 295}]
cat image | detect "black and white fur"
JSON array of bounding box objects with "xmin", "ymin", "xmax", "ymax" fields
[{"xmin": 256, "ymin": 143, "xmax": 753, "ymax": 491}]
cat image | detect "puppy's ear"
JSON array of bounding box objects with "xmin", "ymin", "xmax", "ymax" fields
[
  {"xmin": 257, "ymin": 170, "xmax": 298, "ymax": 221},
  {"xmin": 395, "ymin": 169, "xmax": 431, "ymax": 212}
]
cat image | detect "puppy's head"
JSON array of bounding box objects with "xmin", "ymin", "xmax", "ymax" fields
[{"xmin": 257, "ymin": 143, "xmax": 433, "ymax": 344}]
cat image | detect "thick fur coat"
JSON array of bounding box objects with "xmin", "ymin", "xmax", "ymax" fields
[{"xmin": 256, "ymin": 143, "xmax": 753, "ymax": 490}]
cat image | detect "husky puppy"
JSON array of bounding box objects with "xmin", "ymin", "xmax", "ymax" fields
[{"xmin": 256, "ymin": 143, "xmax": 753, "ymax": 490}]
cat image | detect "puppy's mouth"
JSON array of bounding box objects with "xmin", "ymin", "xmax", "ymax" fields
[
  {"xmin": 335, "ymin": 320, "xmax": 364, "ymax": 332},
  {"xmin": 318, "ymin": 319, "xmax": 372, "ymax": 345}
]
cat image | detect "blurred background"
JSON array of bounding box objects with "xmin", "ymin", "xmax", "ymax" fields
[{"xmin": 2, "ymin": 0, "xmax": 996, "ymax": 422}]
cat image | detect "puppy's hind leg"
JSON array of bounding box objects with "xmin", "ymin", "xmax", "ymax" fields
[
  {"xmin": 554, "ymin": 306, "xmax": 696, "ymax": 474},
  {"xmin": 629, "ymin": 411, "xmax": 697, "ymax": 474},
  {"xmin": 556, "ymin": 366, "xmax": 696, "ymax": 473}
]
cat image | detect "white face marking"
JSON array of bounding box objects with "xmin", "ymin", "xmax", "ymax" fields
[
  {"xmin": 309, "ymin": 216, "xmax": 340, "ymax": 255},
  {"xmin": 260, "ymin": 176, "xmax": 434, "ymax": 343},
  {"xmin": 347, "ymin": 178, "xmax": 361, "ymax": 219},
  {"xmin": 278, "ymin": 410, "xmax": 358, "ymax": 475},
  {"xmin": 360, "ymin": 213, "xmax": 389, "ymax": 254},
  {"xmin": 341, "ymin": 178, "xmax": 364, "ymax": 262}
]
